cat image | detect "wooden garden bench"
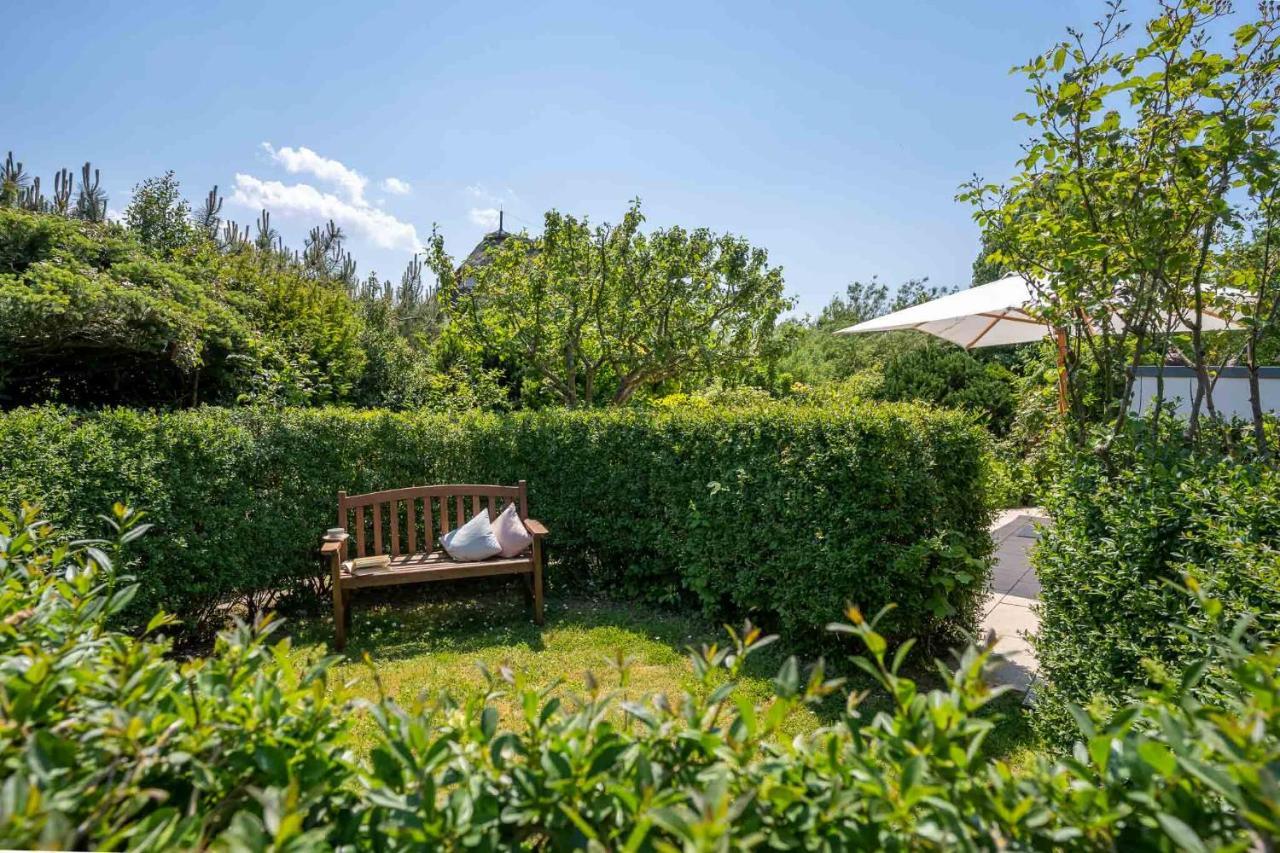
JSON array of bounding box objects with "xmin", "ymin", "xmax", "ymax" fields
[{"xmin": 320, "ymin": 480, "xmax": 547, "ymax": 649}]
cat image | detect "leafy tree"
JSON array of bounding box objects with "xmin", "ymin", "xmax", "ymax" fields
[
  {"xmin": 124, "ymin": 171, "xmax": 194, "ymax": 255},
  {"xmin": 817, "ymin": 276, "xmax": 954, "ymax": 329},
  {"xmin": 351, "ymin": 272, "xmax": 505, "ymax": 411},
  {"xmin": 962, "ymin": 0, "xmax": 1280, "ymax": 452},
  {"xmin": 197, "ymin": 241, "xmax": 366, "ymax": 404},
  {"xmin": 1218, "ymin": 214, "xmax": 1280, "ymax": 453},
  {"xmin": 971, "ymin": 230, "xmax": 1008, "ymax": 285},
  {"xmin": 431, "ymin": 201, "xmax": 790, "ymax": 406},
  {"xmin": 817, "ymin": 277, "xmax": 893, "ymax": 328}
]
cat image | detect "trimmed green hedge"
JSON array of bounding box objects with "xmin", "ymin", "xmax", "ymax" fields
[
  {"xmin": 1032, "ymin": 423, "xmax": 1280, "ymax": 745},
  {"xmin": 0, "ymin": 402, "xmax": 993, "ymax": 646}
]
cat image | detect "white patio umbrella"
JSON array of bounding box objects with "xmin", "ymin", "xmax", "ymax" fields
[
  {"xmin": 835, "ymin": 275, "xmax": 1047, "ymax": 350},
  {"xmin": 834, "ymin": 273, "xmax": 1237, "ymax": 413}
]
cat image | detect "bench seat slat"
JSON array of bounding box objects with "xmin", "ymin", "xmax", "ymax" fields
[{"xmin": 340, "ymin": 552, "xmax": 534, "ymax": 589}]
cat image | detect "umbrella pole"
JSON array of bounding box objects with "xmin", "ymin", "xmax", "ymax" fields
[{"xmin": 1054, "ymin": 327, "xmax": 1068, "ymax": 415}]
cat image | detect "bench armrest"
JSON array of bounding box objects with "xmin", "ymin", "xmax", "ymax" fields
[
  {"xmin": 523, "ymin": 518, "xmax": 549, "ymax": 537},
  {"xmin": 320, "ymin": 540, "xmax": 343, "ymax": 555}
]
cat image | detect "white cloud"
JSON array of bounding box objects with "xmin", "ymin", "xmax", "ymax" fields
[
  {"xmin": 260, "ymin": 142, "xmax": 367, "ymax": 205},
  {"xmin": 469, "ymin": 207, "xmax": 501, "ymax": 229},
  {"xmin": 106, "ymin": 207, "xmax": 126, "ymax": 224},
  {"xmin": 234, "ymin": 143, "xmax": 422, "ymax": 253},
  {"xmin": 381, "ymin": 177, "xmax": 411, "ymax": 195},
  {"xmin": 466, "ymin": 185, "xmax": 522, "ymax": 231},
  {"xmin": 231, "ymin": 173, "xmax": 421, "ymax": 252}
]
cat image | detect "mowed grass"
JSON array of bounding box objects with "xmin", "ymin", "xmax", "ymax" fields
[
  {"xmin": 283, "ymin": 578, "xmax": 1038, "ymax": 764},
  {"xmin": 285, "ymin": 579, "xmax": 829, "ymax": 751}
]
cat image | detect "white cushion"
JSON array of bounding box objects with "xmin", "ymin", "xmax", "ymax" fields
[
  {"xmin": 440, "ymin": 510, "xmax": 502, "ymax": 562},
  {"xmin": 492, "ymin": 503, "xmax": 533, "ymax": 557}
]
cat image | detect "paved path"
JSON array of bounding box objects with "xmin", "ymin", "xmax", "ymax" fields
[{"xmin": 982, "ymin": 508, "xmax": 1047, "ymax": 694}]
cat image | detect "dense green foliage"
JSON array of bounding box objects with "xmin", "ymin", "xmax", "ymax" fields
[
  {"xmin": 1031, "ymin": 421, "xmax": 1280, "ymax": 746},
  {"xmin": 878, "ymin": 343, "xmax": 1018, "ymax": 437},
  {"xmin": 0, "ymin": 207, "xmax": 367, "ymax": 407},
  {"xmin": 4, "ymin": 508, "xmax": 1279, "ymax": 850},
  {"xmin": 0, "ymin": 150, "xmax": 1045, "ymax": 435},
  {"xmin": 769, "ymin": 277, "xmax": 1026, "ymax": 446},
  {"xmin": 9, "ymin": 2, "xmax": 1280, "ymax": 846},
  {"xmin": 772, "ymin": 278, "xmax": 948, "ymax": 389},
  {"xmin": 1, "ymin": 175, "xmax": 802, "ymax": 413},
  {"xmin": 429, "ymin": 201, "xmax": 790, "ymax": 407},
  {"xmin": 125, "ymin": 171, "xmax": 195, "ymax": 256},
  {"xmin": 0, "ymin": 402, "xmax": 992, "ymax": 648}
]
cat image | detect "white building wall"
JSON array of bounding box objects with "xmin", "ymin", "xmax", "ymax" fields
[{"xmin": 1131, "ymin": 366, "xmax": 1280, "ymax": 419}]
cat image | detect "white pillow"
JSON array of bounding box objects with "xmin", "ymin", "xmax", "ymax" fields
[
  {"xmin": 493, "ymin": 503, "xmax": 533, "ymax": 557},
  {"xmin": 440, "ymin": 510, "xmax": 502, "ymax": 562}
]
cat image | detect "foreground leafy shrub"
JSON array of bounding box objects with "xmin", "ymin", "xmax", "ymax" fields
[
  {"xmin": 1032, "ymin": 420, "xmax": 1280, "ymax": 746},
  {"xmin": 0, "ymin": 401, "xmax": 992, "ymax": 648},
  {"xmin": 3, "ymin": 508, "xmax": 1278, "ymax": 850},
  {"xmin": 0, "ymin": 505, "xmax": 361, "ymax": 849}
]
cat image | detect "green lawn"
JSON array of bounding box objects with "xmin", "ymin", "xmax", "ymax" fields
[{"xmin": 284, "ymin": 579, "xmax": 1037, "ymax": 765}]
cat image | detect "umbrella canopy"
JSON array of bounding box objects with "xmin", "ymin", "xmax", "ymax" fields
[
  {"xmin": 835, "ymin": 275, "xmax": 1046, "ymax": 349},
  {"xmin": 835, "ymin": 273, "xmax": 1236, "ymax": 349}
]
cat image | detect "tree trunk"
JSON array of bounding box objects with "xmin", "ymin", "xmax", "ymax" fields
[
  {"xmin": 1151, "ymin": 362, "xmax": 1165, "ymax": 448},
  {"xmin": 612, "ymin": 373, "xmax": 641, "ymax": 406},
  {"xmin": 563, "ymin": 341, "xmax": 578, "ymax": 407},
  {"xmin": 1247, "ymin": 338, "xmax": 1268, "ymax": 458}
]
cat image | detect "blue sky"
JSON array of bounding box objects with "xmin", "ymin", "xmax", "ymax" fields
[{"xmin": 8, "ymin": 0, "xmax": 1117, "ymax": 315}]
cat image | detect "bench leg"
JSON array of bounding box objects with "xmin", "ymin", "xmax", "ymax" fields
[
  {"xmin": 531, "ymin": 538, "xmax": 544, "ymax": 626},
  {"xmin": 333, "ymin": 579, "xmax": 347, "ymax": 651}
]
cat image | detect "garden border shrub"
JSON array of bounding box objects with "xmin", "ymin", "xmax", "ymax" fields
[
  {"xmin": 5, "ymin": 507, "xmax": 1279, "ymax": 850},
  {"xmin": 0, "ymin": 402, "xmax": 994, "ymax": 647},
  {"xmin": 1031, "ymin": 421, "xmax": 1280, "ymax": 745}
]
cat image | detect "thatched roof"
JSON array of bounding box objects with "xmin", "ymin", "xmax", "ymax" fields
[{"xmin": 457, "ymin": 228, "xmax": 534, "ymax": 292}]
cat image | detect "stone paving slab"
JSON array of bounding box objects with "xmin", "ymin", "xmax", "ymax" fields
[
  {"xmin": 980, "ymin": 509, "xmax": 1048, "ymax": 697},
  {"xmin": 982, "ymin": 593, "xmax": 1039, "ymax": 692}
]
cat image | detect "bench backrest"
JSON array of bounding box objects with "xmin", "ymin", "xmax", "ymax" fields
[{"xmin": 338, "ymin": 481, "xmax": 528, "ymax": 558}]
